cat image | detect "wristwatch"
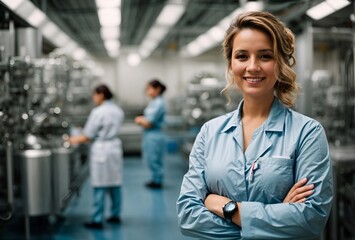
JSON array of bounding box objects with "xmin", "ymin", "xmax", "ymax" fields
[{"xmin": 223, "ymin": 201, "xmax": 238, "ymax": 220}]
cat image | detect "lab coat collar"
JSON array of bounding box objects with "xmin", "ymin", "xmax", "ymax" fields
[
  {"xmin": 220, "ymin": 100, "xmax": 243, "ymax": 133},
  {"xmin": 220, "ymin": 97, "xmax": 286, "ymax": 133},
  {"xmin": 264, "ymin": 98, "xmax": 286, "ymax": 133},
  {"xmin": 101, "ymin": 100, "xmax": 116, "ymax": 107}
]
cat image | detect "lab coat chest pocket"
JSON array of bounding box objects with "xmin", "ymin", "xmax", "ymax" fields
[{"xmin": 259, "ymin": 156, "xmax": 294, "ymax": 200}]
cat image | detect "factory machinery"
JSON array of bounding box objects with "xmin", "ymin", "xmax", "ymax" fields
[
  {"xmin": 308, "ymin": 27, "xmax": 355, "ymax": 240},
  {"xmin": 180, "ymin": 73, "xmax": 242, "ymax": 158},
  {"xmin": 0, "ymin": 54, "xmax": 97, "ymax": 238}
]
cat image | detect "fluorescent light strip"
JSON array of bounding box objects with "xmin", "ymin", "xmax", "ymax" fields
[
  {"xmin": 138, "ymin": 1, "xmax": 187, "ymax": 59},
  {"xmin": 104, "ymin": 40, "xmax": 120, "ymax": 51},
  {"xmin": 0, "ymin": 0, "xmax": 25, "ymax": 10},
  {"xmin": 181, "ymin": 1, "xmax": 263, "ymax": 58},
  {"xmin": 100, "ymin": 27, "xmax": 120, "ymax": 39},
  {"xmin": 95, "ymin": 0, "xmax": 121, "ymax": 8},
  {"xmin": 95, "ymin": 0, "xmax": 122, "ymax": 57},
  {"xmin": 27, "ymin": 9, "xmax": 46, "ymax": 27},
  {"xmin": 42, "ymin": 21, "xmax": 60, "ymax": 38},
  {"xmin": 156, "ymin": 4, "xmax": 185, "ymax": 26},
  {"xmin": 98, "ymin": 8, "xmax": 121, "ymax": 27},
  {"xmin": 306, "ymin": 0, "xmax": 351, "ymax": 20},
  {"xmin": 0, "ymin": 0, "xmax": 91, "ymax": 60},
  {"xmin": 326, "ymin": 0, "xmax": 351, "ymax": 10},
  {"xmin": 52, "ymin": 32, "xmax": 70, "ymax": 47}
]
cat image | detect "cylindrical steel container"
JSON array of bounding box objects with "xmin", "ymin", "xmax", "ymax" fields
[
  {"xmin": 52, "ymin": 147, "xmax": 71, "ymax": 213},
  {"xmin": 15, "ymin": 28, "xmax": 42, "ymax": 58},
  {"xmin": 20, "ymin": 149, "xmax": 52, "ymax": 216}
]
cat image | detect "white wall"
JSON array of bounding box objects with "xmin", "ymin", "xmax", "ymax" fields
[
  {"xmin": 95, "ymin": 57, "xmax": 118, "ymax": 95},
  {"xmin": 97, "ymin": 48, "xmax": 226, "ymax": 108}
]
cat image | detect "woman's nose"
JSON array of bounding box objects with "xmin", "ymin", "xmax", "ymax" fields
[{"xmin": 246, "ymin": 57, "xmax": 261, "ymax": 72}]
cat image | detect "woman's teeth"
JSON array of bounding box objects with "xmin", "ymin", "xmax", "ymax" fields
[{"xmin": 245, "ymin": 78, "xmax": 263, "ymax": 83}]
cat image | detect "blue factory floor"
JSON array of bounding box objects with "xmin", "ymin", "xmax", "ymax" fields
[{"xmin": 1, "ymin": 152, "xmax": 193, "ymax": 240}]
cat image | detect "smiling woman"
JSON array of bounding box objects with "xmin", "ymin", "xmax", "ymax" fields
[
  {"xmin": 231, "ymin": 28, "xmax": 277, "ymax": 101},
  {"xmin": 177, "ymin": 11, "xmax": 333, "ymax": 240}
]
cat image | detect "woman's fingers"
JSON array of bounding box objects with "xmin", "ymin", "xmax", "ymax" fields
[
  {"xmin": 284, "ymin": 178, "xmax": 314, "ymax": 203},
  {"xmin": 291, "ymin": 189, "xmax": 314, "ymax": 202},
  {"xmin": 290, "ymin": 178, "xmax": 307, "ymax": 191}
]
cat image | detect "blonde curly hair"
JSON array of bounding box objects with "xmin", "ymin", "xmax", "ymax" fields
[{"xmin": 222, "ymin": 11, "xmax": 299, "ymax": 107}]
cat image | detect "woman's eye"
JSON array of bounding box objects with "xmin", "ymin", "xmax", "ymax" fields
[
  {"xmin": 260, "ymin": 54, "xmax": 273, "ymax": 60},
  {"xmin": 235, "ymin": 54, "xmax": 248, "ymax": 60}
]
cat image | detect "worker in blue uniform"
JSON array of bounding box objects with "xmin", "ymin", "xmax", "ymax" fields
[
  {"xmin": 135, "ymin": 79, "xmax": 166, "ymax": 189},
  {"xmin": 69, "ymin": 84, "xmax": 124, "ymax": 229},
  {"xmin": 177, "ymin": 11, "xmax": 333, "ymax": 239}
]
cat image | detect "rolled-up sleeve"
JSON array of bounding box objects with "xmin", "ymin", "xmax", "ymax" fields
[
  {"xmin": 176, "ymin": 124, "xmax": 241, "ymax": 240},
  {"xmin": 240, "ymin": 123, "xmax": 333, "ymax": 239}
]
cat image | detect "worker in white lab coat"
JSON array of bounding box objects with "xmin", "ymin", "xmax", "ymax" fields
[{"xmin": 69, "ymin": 84, "xmax": 124, "ymax": 229}]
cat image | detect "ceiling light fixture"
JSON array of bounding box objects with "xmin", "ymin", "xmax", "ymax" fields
[
  {"xmin": 138, "ymin": 0, "xmax": 187, "ymax": 59},
  {"xmin": 181, "ymin": 1, "xmax": 263, "ymax": 58},
  {"xmin": 156, "ymin": 4, "xmax": 185, "ymax": 26},
  {"xmin": 306, "ymin": 0, "xmax": 351, "ymax": 20},
  {"xmin": 95, "ymin": 0, "xmax": 122, "ymax": 57},
  {"xmin": 104, "ymin": 40, "xmax": 120, "ymax": 52},
  {"xmin": 0, "ymin": 0, "xmax": 25, "ymax": 10},
  {"xmin": 1, "ymin": 0, "xmax": 91, "ymax": 60},
  {"xmin": 42, "ymin": 21, "xmax": 60, "ymax": 38},
  {"xmin": 95, "ymin": 0, "xmax": 121, "ymax": 8},
  {"xmin": 127, "ymin": 53, "xmax": 141, "ymax": 67},
  {"xmin": 73, "ymin": 48, "xmax": 87, "ymax": 61},
  {"xmin": 52, "ymin": 32, "xmax": 70, "ymax": 47},
  {"xmin": 98, "ymin": 8, "xmax": 121, "ymax": 27},
  {"xmin": 27, "ymin": 8, "xmax": 46, "ymax": 27},
  {"xmin": 100, "ymin": 27, "xmax": 120, "ymax": 39}
]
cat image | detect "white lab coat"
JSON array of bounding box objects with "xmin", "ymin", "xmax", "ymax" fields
[{"xmin": 83, "ymin": 100, "xmax": 124, "ymax": 187}]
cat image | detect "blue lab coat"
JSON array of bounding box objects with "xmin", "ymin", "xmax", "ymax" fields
[{"xmin": 177, "ymin": 98, "xmax": 333, "ymax": 239}]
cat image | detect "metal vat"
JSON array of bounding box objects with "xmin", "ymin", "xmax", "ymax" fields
[
  {"xmin": 20, "ymin": 149, "xmax": 52, "ymax": 216},
  {"xmin": 51, "ymin": 147, "xmax": 71, "ymax": 213}
]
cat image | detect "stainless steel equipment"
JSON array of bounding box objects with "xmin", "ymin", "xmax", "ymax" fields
[
  {"xmin": 0, "ymin": 53, "xmax": 94, "ymax": 238},
  {"xmin": 181, "ymin": 73, "xmax": 242, "ymax": 158},
  {"xmin": 15, "ymin": 28, "xmax": 41, "ymax": 58},
  {"xmin": 327, "ymin": 145, "xmax": 355, "ymax": 240},
  {"xmin": 20, "ymin": 149, "xmax": 52, "ymax": 216},
  {"xmin": 51, "ymin": 147, "xmax": 70, "ymax": 213}
]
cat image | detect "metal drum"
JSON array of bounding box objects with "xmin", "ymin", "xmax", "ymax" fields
[
  {"xmin": 52, "ymin": 147, "xmax": 71, "ymax": 213},
  {"xmin": 20, "ymin": 149, "xmax": 52, "ymax": 216}
]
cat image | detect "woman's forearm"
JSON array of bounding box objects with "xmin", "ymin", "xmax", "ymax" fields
[
  {"xmin": 134, "ymin": 116, "xmax": 152, "ymax": 128},
  {"xmin": 204, "ymin": 194, "xmax": 242, "ymax": 226},
  {"xmin": 69, "ymin": 135, "xmax": 91, "ymax": 145}
]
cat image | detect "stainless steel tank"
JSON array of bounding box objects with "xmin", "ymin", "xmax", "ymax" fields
[
  {"xmin": 51, "ymin": 147, "xmax": 71, "ymax": 213},
  {"xmin": 15, "ymin": 28, "xmax": 42, "ymax": 58},
  {"xmin": 0, "ymin": 30, "xmax": 14, "ymax": 62},
  {"xmin": 20, "ymin": 149, "xmax": 52, "ymax": 216}
]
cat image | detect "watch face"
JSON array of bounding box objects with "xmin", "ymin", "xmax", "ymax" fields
[{"xmin": 225, "ymin": 202, "xmax": 236, "ymax": 211}]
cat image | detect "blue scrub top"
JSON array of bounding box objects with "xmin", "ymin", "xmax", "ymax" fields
[
  {"xmin": 143, "ymin": 96, "xmax": 165, "ymax": 131},
  {"xmin": 177, "ymin": 98, "xmax": 333, "ymax": 239}
]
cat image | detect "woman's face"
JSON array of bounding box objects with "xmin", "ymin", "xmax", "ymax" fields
[
  {"xmin": 92, "ymin": 92, "xmax": 105, "ymax": 105},
  {"xmin": 231, "ymin": 28, "xmax": 277, "ymax": 100},
  {"xmin": 146, "ymin": 85, "xmax": 160, "ymax": 99}
]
